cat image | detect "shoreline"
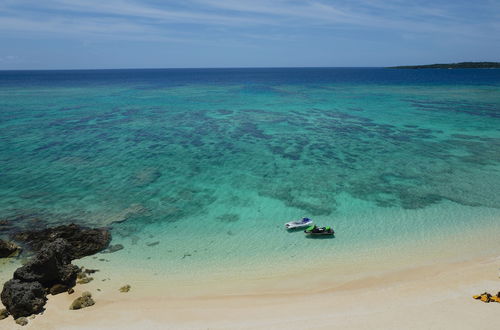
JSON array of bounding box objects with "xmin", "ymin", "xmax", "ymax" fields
[
  {"xmin": 1, "ymin": 210, "xmax": 500, "ymax": 328},
  {"xmin": 2, "ymin": 253, "xmax": 498, "ymax": 330}
]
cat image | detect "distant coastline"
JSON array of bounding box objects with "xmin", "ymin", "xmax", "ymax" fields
[{"xmin": 388, "ymin": 62, "xmax": 500, "ymax": 69}]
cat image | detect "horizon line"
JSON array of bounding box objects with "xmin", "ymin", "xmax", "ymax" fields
[
  {"xmin": 1, "ymin": 61, "xmax": 497, "ymax": 72},
  {"xmin": 0, "ymin": 66, "xmax": 392, "ymax": 72}
]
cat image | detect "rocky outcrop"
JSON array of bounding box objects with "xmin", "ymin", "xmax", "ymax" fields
[
  {"xmin": 0, "ymin": 239, "xmax": 20, "ymax": 258},
  {"xmin": 1, "ymin": 225, "xmax": 111, "ymax": 319},
  {"xmin": 0, "ymin": 280, "xmax": 47, "ymax": 318},
  {"xmin": 1, "ymin": 239, "xmax": 77, "ymax": 318},
  {"xmin": 12, "ymin": 223, "xmax": 111, "ymax": 259},
  {"xmin": 69, "ymin": 292, "xmax": 95, "ymax": 310},
  {"xmin": 14, "ymin": 239, "xmax": 79, "ymax": 288}
]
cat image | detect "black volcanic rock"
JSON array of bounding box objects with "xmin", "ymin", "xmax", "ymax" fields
[
  {"xmin": 12, "ymin": 223, "xmax": 111, "ymax": 259},
  {"xmin": 0, "ymin": 279, "xmax": 47, "ymax": 318},
  {"xmin": 14, "ymin": 239, "xmax": 79, "ymax": 288},
  {"xmin": 0, "ymin": 239, "xmax": 20, "ymax": 258},
  {"xmin": 1, "ymin": 224, "xmax": 112, "ymax": 319}
]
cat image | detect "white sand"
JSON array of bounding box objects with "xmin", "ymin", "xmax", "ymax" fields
[{"xmin": 1, "ymin": 254, "xmax": 498, "ymax": 330}]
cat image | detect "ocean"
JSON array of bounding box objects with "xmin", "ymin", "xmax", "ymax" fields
[{"xmin": 1, "ymin": 68, "xmax": 500, "ymax": 280}]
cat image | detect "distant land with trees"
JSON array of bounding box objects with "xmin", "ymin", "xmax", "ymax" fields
[{"xmin": 388, "ymin": 62, "xmax": 500, "ymax": 69}]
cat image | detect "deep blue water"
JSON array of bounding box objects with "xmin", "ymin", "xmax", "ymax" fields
[{"xmin": 1, "ymin": 67, "xmax": 499, "ymax": 88}]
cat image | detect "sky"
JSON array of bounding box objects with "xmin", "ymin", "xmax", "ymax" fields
[{"xmin": 0, "ymin": 0, "xmax": 499, "ymax": 69}]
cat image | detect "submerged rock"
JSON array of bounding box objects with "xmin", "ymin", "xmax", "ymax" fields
[
  {"xmin": 12, "ymin": 223, "xmax": 111, "ymax": 259},
  {"xmin": 119, "ymin": 285, "xmax": 131, "ymax": 293},
  {"xmin": 102, "ymin": 244, "xmax": 123, "ymax": 253},
  {"xmin": 0, "ymin": 239, "xmax": 21, "ymax": 258},
  {"xmin": 83, "ymin": 268, "xmax": 99, "ymax": 274},
  {"xmin": 132, "ymin": 168, "xmax": 162, "ymax": 187},
  {"xmin": 69, "ymin": 292, "xmax": 95, "ymax": 310},
  {"xmin": 77, "ymin": 276, "xmax": 93, "ymax": 284},
  {"xmin": 216, "ymin": 213, "xmax": 240, "ymax": 223},
  {"xmin": 105, "ymin": 204, "xmax": 149, "ymax": 225},
  {"xmin": 1, "ymin": 279, "xmax": 47, "ymax": 318}
]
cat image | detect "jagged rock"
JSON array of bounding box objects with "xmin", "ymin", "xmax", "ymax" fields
[
  {"xmin": 102, "ymin": 244, "xmax": 123, "ymax": 253},
  {"xmin": 15, "ymin": 317, "xmax": 28, "ymax": 326},
  {"xmin": 105, "ymin": 204, "xmax": 148, "ymax": 225},
  {"xmin": 0, "ymin": 308, "xmax": 9, "ymax": 320},
  {"xmin": 119, "ymin": 285, "xmax": 131, "ymax": 293},
  {"xmin": 0, "ymin": 239, "xmax": 20, "ymax": 258},
  {"xmin": 1, "ymin": 224, "xmax": 111, "ymax": 319},
  {"xmin": 76, "ymin": 270, "xmax": 94, "ymax": 284},
  {"xmin": 69, "ymin": 292, "xmax": 95, "ymax": 310},
  {"xmin": 14, "ymin": 239, "xmax": 79, "ymax": 288},
  {"xmin": 83, "ymin": 268, "xmax": 99, "ymax": 274},
  {"xmin": 12, "ymin": 223, "xmax": 111, "ymax": 259},
  {"xmin": 49, "ymin": 284, "xmax": 69, "ymax": 295},
  {"xmin": 0, "ymin": 279, "xmax": 47, "ymax": 318}
]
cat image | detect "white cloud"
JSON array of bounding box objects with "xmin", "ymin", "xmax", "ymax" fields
[{"xmin": 0, "ymin": 0, "xmax": 498, "ymax": 42}]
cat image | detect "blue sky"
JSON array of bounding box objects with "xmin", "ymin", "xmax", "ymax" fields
[{"xmin": 0, "ymin": 0, "xmax": 499, "ymax": 69}]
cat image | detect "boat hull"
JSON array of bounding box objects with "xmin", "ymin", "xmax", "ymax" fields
[{"xmin": 285, "ymin": 221, "xmax": 313, "ymax": 229}]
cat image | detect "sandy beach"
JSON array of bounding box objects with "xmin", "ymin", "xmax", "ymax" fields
[
  {"xmin": 1, "ymin": 251, "xmax": 498, "ymax": 330},
  {"xmin": 1, "ymin": 0, "xmax": 499, "ymax": 328},
  {"xmin": 1, "ymin": 212, "xmax": 499, "ymax": 330}
]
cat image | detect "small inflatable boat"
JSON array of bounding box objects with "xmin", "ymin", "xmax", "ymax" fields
[
  {"xmin": 304, "ymin": 225, "xmax": 334, "ymax": 236},
  {"xmin": 284, "ymin": 217, "xmax": 313, "ymax": 230}
]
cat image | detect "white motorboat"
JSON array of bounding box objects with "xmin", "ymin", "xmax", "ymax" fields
[{"xmin": 284, "ymin": 217, "xmax": 313, "ymax": 230}]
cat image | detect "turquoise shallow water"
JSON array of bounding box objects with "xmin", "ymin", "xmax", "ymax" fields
[{"xmin": 1, "ymin": 68, "xmax": 500, "ymax": 276}]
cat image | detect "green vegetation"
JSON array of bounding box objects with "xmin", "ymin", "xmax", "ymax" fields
[{"xmin": 388, "ymin": 62, "xmax": 500, "ymax": 69}]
